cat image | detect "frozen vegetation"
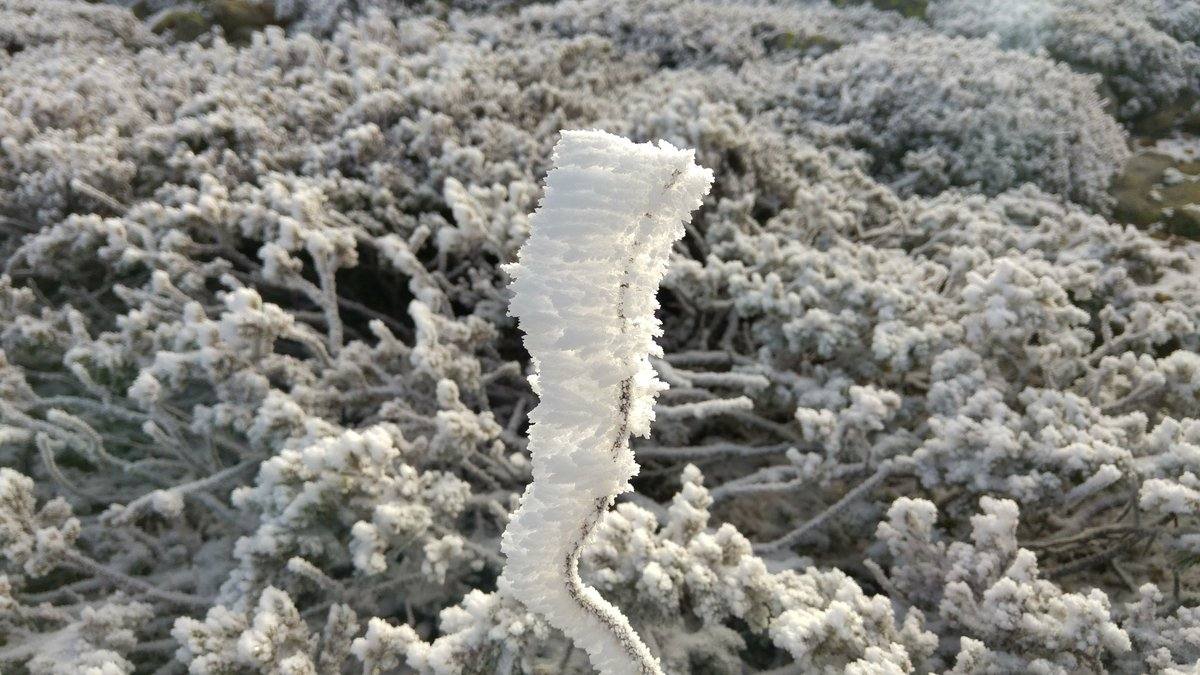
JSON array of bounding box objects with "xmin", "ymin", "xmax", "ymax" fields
[
  {"xmin": 929, "ymin": 0, "xmax": 1200, "ymax": 122},
  {"xmin": 0, "ymin": 0, "xmax": 1197, "ymax": 673},
  {"xmin": 499, "ymin": 130, "xmax": 712, "ymax": 675}
]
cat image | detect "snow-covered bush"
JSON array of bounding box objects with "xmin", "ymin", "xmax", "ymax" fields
[
  {"xmin": 929, "ymin": 0, "xmax": 1200, "ymax": 121},
  {"xmin": 776, "ymin": 34, "xmax": 1130, "ymax": 208},
  {"xmin": 1, "ymin": 0, "xmax": 152, "ymax": 50},
  {"xmin": 375, "ymin": 465, "xmax": 936, "ymax": 673},
  {"xmin": 876, "ymin": 496, "xmax": 1132, "ymax": 672},
  {"xmin": 456, "ymin": 0, "xmax": 925, "ymax": 68},
  {"xmin": 1, "ymin": 0, "xmax": 1199, "ymax": 673}
]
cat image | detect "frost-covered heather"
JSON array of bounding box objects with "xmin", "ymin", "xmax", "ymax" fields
[
  {"xmin": 775, "ymin": 34, "xmax": 1131, "ymax": 208},
  {"xmin": 929, "ymin": 0, "xmax": 1200, "ymax": 121},
  {"xmin": 1, "ymin": 0, "xmax": 151, "ymax": 50},
  {"xmin": 1, "ymin": 1, "xmax": 1199, "ymax": 673}
]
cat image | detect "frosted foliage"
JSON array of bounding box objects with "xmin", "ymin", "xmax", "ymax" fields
[
  {"xmin": 389, "ymin": 466, "xmax": 935, "ymax": 673},
  {"xmin": 455, "ymin": 0, "xmax": 924, "ymax": 69},
  {"xmin": 173, "ymin": 587, "xmax": 360, "ymax": 674},
  {"xmin": 499, "ymin": 130, "xmax": 713, "ymax": 675},
  {"xmin": 929, "ymin": 0, "xmax": 1200, "ymax": 120},
  {"xmin": 1, "ymin": 0, "xmax": 151, "ymax": 50},
  {"xmin": 877, "ymin": 497, "xmax": 1132, "ymax": 672},
  {"xmin": 779, "ymin": 34, "xmax": 1130, "ymax": 208},
  {"xmin": 0, "ymin": 0, "xmax": 1198, "ymax": 674}
]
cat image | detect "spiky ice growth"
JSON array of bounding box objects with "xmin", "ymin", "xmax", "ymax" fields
[{"xmin": 499, "ymin": 130, "xmax": 713, "ymax": 675}]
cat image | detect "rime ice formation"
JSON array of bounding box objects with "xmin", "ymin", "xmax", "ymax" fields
[{"xmin": 498, "ymin": 130, "xmax": 713, "ymax": 675}]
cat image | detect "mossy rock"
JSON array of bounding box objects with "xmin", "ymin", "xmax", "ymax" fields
[
  {"xmin": 1111, "ymin": 148, "xmax": 1200, "ymax": 239},
  {"xmin": 146, "ymin": 0, "xmax": 276, "ymax": 42},
  {"xmin": 1130, "ymin": 94, "xmax": 1200, "ymax": 138},
  {"xmin": 210, "ymin": 0, "xmax": 276, "ymax": 35},
  {"xmin": 147, "ymin": 7, "xmax": 212, "ymax": 41},
  {"xmin": 765, "ymin": 31, "xmax": 843, "ymax": 56}
]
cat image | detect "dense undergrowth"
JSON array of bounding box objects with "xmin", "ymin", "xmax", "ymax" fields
[{"xmin": 1, "ymin": 0, "xmax": 1199, "ymax": 672}]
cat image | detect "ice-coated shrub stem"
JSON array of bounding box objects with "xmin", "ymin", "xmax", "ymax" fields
[{"xmin": 499, "ymin": 130, "xmax": 713, "ymax": 675}]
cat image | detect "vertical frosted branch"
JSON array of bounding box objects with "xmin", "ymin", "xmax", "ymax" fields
[{"xmin": 499, "ymin": 130, "xmax": 713, "ymax": 675}]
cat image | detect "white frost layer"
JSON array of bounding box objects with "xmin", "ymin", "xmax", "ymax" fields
[{"xmin": 499, "ymin": 130, "xmax": 713, "ymax": 675}]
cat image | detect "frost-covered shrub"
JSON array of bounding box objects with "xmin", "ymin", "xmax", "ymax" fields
[
  {"xmin": 223, "ymin": 425, "xmax": 476, "ymax": 606},
  {"xmin": 373, "ymin": 466, "xmax": 936, "ymax": 673},
  {"xmin": 665, "ymin": 176, "xmax": 1197, "ymax": 511},
  {"xmin": 456, "ymin": 0, "xmax": 925, "ymax": 68},
  {"xmin": 173, "ymin": 586, "xmax": 361, "ymax": 674},
  {"xmin": 1, "ymin": 1, "xmax": 1198, "ymax": 673},
  {"xmin": 1, "ymin": 0, "xmax": 152, "ymax": 51},
  {"xmin": 876, "ymin": 496, "xmax": 1132, "ymax": 672},
  {"xmin": 929, "ymin": 0, "xmax": 1200, "ymax": 121},
  {"xmin": 1139, "ymin": 0, "xmax": 1200, "ymax": 44},
  {"xmin": 776, "ymin": 34, "xmax": 1130, "ymax": 208}
]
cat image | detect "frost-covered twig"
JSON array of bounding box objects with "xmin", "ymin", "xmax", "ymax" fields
[
  {"xmin": 635, "ymin": 441, "xmax": 792, "ymax": 461},
  {"xmin": 61, "ymin": 549, "xmax": 212, "ymax": 609},
  {"xmin": 755, "ymin": 461, "xmax": 904, "ymax": 554},
  {"xmin": 107, "ymin": 459, "xmax": 257, "ymax": 525},
  {"xmin": 499, "ymin": 130, "xmax": 712, "ymax": 675}
]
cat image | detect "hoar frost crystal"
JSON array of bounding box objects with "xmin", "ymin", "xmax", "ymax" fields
[{"xmin": 499, "ymin": 130, "xmax": 713, "ymax": 675}]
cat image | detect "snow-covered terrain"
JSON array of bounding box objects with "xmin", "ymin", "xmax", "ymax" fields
[{"xmin": 1, "ymin": 1, "xmax": 1199, "ymax": 673}]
